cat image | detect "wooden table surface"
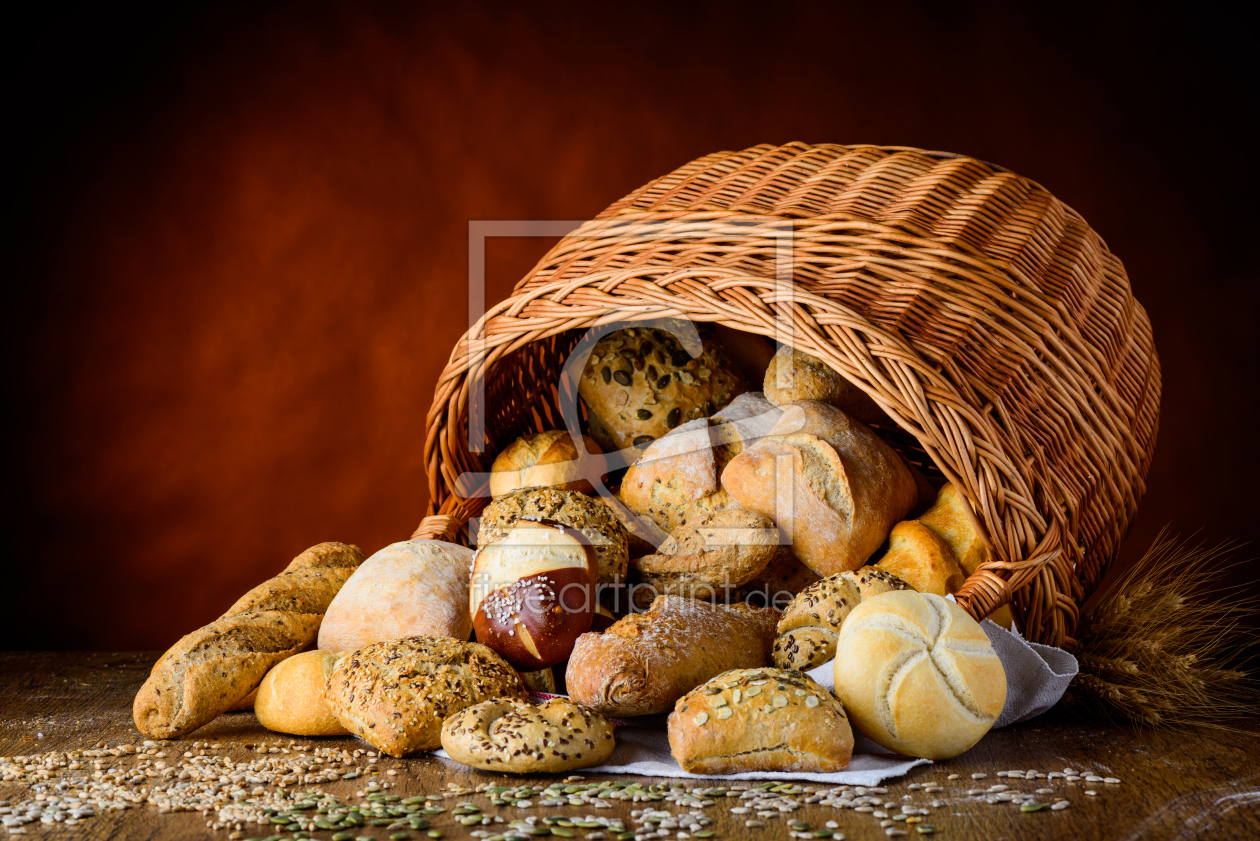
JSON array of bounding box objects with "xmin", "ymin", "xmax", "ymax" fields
[{"xmin": 1, "ymin": 652, "xmax": 1257, "ymax": 841}]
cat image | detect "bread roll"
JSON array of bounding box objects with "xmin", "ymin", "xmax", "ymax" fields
[
  {"xmin": 489, "ymin": 430, "xmax": 606, "ymax": 499},
  {"xmin": 877, "ymin": 483, "xmax": 1014, "ymax": 628},
  {"xmin": 710, "ymin": 392, "xmax": 784, "ymax": 467},
  {"xmin": 324, "ymin": 637, "xmax": 527, "ymax": 757},
  {"xmin": 565, "ymin": 596, "xmax": 779, "ymax": 717},
  {"xmin": 833, "ymin": 591, "xmax": 1007, "ymax": 759},
  {"xmin": 771, "ymin": 568, "xmax": 912, "ymax": 669},
  {"xmin": 763, "ymin": 345, "xmax": 886, "ymax": 425},
  {"xmin": 318, "ymin": 540, "xmax": 472, "ymax": 654},
  {"xmin": 668, "ymin": 668, "xmax": 853, "ymax": 774},
  {"xmin": 620, "ymin": 419, "xmax": 735, "ymax": 534},
  {"xmin": 133, "ymin": 541, "xmax": 364, "ymax": 739},
  {"xmin": 630, "ymin": 508, "xmax": 779, "ymax": 605},
  {"xmin": 254, "ymin": 651, "xmax": 347, "ymax": 736},
  {"xmin": 470, "ymin": 520, "xmax": 598, "ymax": 670},
  {"xmin": 441, "ymin": 697, "xmax": 616, "ymax": 773},
  {"xmin": 721, "ymin": 401, "xmax": 917, "ymax": 576},
  {"xmin": 577, "ymin": 324, "xmax": 749, "ymax": 452},
  {"xmin": 480, "ymin": 487, "xmax": 629, "ymax": 584},
  {"xmin": 917, "ymin": 483, "xmax": 989, "ymax": 575},
  {"xmin": 876, "ymin": 521, "xmax": 968, "ymax": 596}
]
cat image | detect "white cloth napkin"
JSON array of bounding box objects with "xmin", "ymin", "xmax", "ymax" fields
[{"xmin": 435, "ymin": 620, "xmax": 1077, "ymax": 783}]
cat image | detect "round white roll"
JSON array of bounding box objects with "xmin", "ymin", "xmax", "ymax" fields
[
  {"xmin": 832, "ymin": 590, "xmax": 1006, "ymax": 760},
  {"xmin": 318, "ymin": 539, "xmax": 472, "ymax": 652}
]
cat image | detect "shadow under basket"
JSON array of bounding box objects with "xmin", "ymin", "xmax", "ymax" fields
[{"xmin": 410, "ymin": 142, "xmax": 1160, "ymax": 649}]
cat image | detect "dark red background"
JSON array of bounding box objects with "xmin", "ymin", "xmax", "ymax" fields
[{"xmin": 6, "ymin": 2, "xmax": 1256, "ymax": 650}]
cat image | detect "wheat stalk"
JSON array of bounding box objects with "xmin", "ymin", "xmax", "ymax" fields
[{"xmin": 1064, "ymin": 528, "xmax": 1259, "ymax": 729}]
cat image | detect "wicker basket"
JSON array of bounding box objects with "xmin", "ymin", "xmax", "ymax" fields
[{"xmin": 411, "ymin": 142, "xmax": 1160, "ymax": 648}]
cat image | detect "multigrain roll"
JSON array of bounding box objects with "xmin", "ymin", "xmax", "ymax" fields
[
  {"xmin": 619, "ymin": 419, "xmax": 735, "ymax": 535},
  {"xmin": 440, "ymin": 697, "xmax": 616, "ymax": 773},
  {"xmin": 565, "ymin": 596, "xmax": 779, "ymax": 717},
  {"xmin": 324, "ymin": 637, "xmax": 527, "ymax": 757},
  {"xmin": 577, "ymin": 324, "xmax": 749, "ymax": 453},
  {"xmin": 668, "ymin": 668, "xmax": 853, "ymax": 774},
  {"xmin": 771, "ymin": 568, "xmax": 912, "ymax": 670},
  {"xmin": 254, "ymin": 651, "xmax": 347, "ymax": 737},
  {"xmin": 833, "ymin": 591, "xmax": 1007, "ymax": 759},
  {"xmin": 479, "ymin": 487, "xmax": 629, "ymax": 584}
]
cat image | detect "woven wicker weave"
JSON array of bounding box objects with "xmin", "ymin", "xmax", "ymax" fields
[{"xmin": 411, "ymin": 142, "xmax": 1160, "ymax": 648}]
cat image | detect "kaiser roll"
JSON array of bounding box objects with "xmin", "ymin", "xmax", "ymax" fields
[{"xmin": 833, "ymin": 590, "xmax": 1006, "ymax": 760}]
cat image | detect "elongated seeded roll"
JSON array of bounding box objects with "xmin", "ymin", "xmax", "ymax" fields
[{"xmin": 133, "ymin": 541, "xmax": 364, "ymax": 739}]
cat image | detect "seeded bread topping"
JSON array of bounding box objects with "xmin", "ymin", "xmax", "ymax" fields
[
  {"xmin": 577, "ymin": 325, "xmax": 748, "ymax": 453},
  {"xmin": 324, "ymin": 637, "xmax": 527, "ymax": 758},
  {"xmin": 479, "ymin": 487, "xmax": 630, "ymax": 584},
  {"xmin": 771, "ymin": 568, "xmax": 913, "ymax": 669},
  {"xmin": 441, "ymin": 697, "xmax": 616, "ymax": 773},
  {"xmin": 668, "ymin": 668, "xmax": 853, "ymax": 774}
]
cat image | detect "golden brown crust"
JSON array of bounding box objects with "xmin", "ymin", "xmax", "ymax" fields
[
  {"xmin": 916, "ymin": 483, "xmax": 990, "ymax": 575},
  {"xmin": 771, "ymin": 568, "xmax": 912, "ymax": 669},
  {"xmin": 489, "ymin": 431, "xmax": 606, "ymax": 499},
  {"xmin": 480, "ymin": 487, "xmax": 629, "ymax": 584},
  {"xmin": 668, "ymin": 667, "xmax": 853, "ymax": 774},
  {"xmin": 631, "ymin": 509, "xmax": 778, "ymax": 604},
  {"xmin": 776, "ymin": 574, "xmax": 863, "ymax": 635},
  {"xmin": 133, "ymin": 541, "xmax": 364, "ymax": 740},
  {"xmin": 721, "ymin": 401, "xmax": 917, "ymax": 576},
  {"xmin": 577, "ymin": 325, "xmax": 749, "ymax": 453},
  {"xmin": 833, "ymin": 591, "xmax": 1007, "ymax": 760},
  {"xmin": 565, "ymin": 596, "xmax": 779, "ymax": 717},
  {"xmin": 772, "ymin": 626, "xmax": 837, "ymax": 670},
  {"xmin": 763, "ymin": 346, "xmax": 886, "ymax": 425},
  {"xmin": 324, "ymin": 637, "xmax": 526, "ymax": 758},
  {"xmin": 875, "ymin": 520, "xmax": 968, "ymax": 596},
  {"xmin": 441, "ymin": 698, "xmax": 615, "ymax": 773},
  {"xmin": 255, "ymin": 651, "xmax": 347, "ymax": 737}
]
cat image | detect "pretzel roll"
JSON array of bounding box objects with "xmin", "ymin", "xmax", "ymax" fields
[{"xmin": 471, "ymin": 519, "xmax": 598, "ymax": 670}]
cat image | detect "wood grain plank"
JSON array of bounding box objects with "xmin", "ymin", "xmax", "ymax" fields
[{"xmin": 2, "ymin": 652, "xmax": 1257, "ymax": 840}]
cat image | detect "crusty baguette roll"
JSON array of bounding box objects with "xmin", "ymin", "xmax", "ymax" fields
[
  {"xmin": 489, "ymin": 430, "xmax": 606, "ymax": 499},
  {"xmin": 577, "ymin": 324, "xmax": 749, "ymax": 453},
  {"xmin": 630, "ymin": 508, "xmax": 779, "ymax": 605},
  {"xmin": 620, "ymin": 419, "xmax": 736, "ymax": 535},
  {"xmin": 325, "ymin": 637, "xmax": 527, "ymax": 757},
  {"xmin": 254, "ymin": 651, "xmax": 348, "ymax": 736},
  {"xmin": 669, "ymin": 667, "xmax": 853, "ymax": 774},
  {"xmin": 318, "ymin": 540, "xmax": 472, "ymax": 653},
  {"xmin": 480, "ymin": 487, "xmax": 629, "ymax": 584},
  {"xmin": 133, "ymin": 541, "xmax": 364, "ymax": 739},
  {"xmin": 763, "ymin": 345, "xmax": 886, "ymax": 425},
  {"xmin": 721, "ymin": 401, "xmax": 917, "ymax": 575},
  {"xmin": 565, "ymin": 595, "xmax": 779, "ymax": 717},
  {"xmin": 833, "ymin": 591, "xmax": 1007, "ymax": 759}
]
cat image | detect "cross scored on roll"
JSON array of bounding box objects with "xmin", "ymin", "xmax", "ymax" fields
[{"xmin": 833, "ymin": 591, "xmax": 1007, "ymax": 760}]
